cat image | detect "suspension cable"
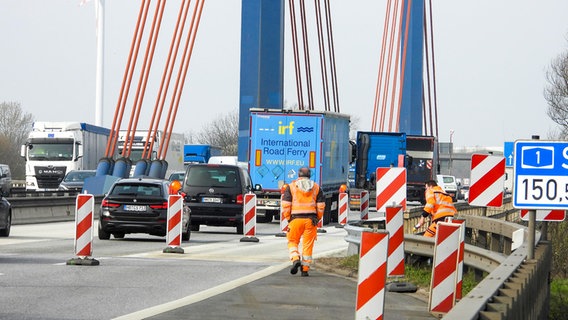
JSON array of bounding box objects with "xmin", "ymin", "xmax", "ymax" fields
[
  {"xmin": 124, "ymin": 0, "xmax": 166, "ymax": 159},
  {"xmin": 105, "ymin": 0, "xmax": 149, "ymax": 158},
  {"xmin": 159, "ymin": 0, "xmax": 204, "ymax": 159},
  {"xmin": 371, "ymin": 0, "xmax": 393, "ymax": 132},
  {"xmin": 299, "ymin": 0, "xmax": 314, "ymax": 110},
  {"xmin": 379, "ymin": 0, "xmax": 401, "ymax": 132},
  {"xmin": 144, "ymin": 0, "xmax": 191, "ymax": 159},
  {"xmin": 324, "ymin": 0, "xmax": 340, "ymax": 112},
  {"xmin": 288, "ymin": 0, "xmax": 304, "ymax": 110},
  {"xmin": 428, "ymin": 0, "xmax": 439, "ymax": 139},
  {"xmin": 314, "ymin": 0, "xmax": 330, "ymax": 111},
  {"xmin": 393, "ymin": 0, "xmax": 412, "ymax": 132}
]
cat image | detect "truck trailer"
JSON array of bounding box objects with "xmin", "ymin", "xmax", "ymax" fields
[
  {"xmin": 248, "ymin": 109, "xmax": 352, "ymax": 224},
  {"xmin": 183, "ymin": 144, "xmax": 222, "ymax": 165},
  {"xmin": 20, "ymin": 122, "xmax": 110, "ymax": 191}
]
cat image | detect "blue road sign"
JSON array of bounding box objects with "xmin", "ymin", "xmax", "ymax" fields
[
  {"xmin": 504, "ymin": 141, "xmax": 514, "ymax": 167},
  {"xmin": 514, "ymin": 140, "xmax": 568, "ymax": 209}
]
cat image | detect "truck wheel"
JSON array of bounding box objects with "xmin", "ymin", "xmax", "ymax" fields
[
  {"xmin": 323, "ymin": 197, "xmax": 332, "ymax": 225},
  {"xmin": 0, "ymin": 213, "xmax": 10, "ymax": 237}
]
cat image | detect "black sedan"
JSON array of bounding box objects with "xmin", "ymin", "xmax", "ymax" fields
[
  {"xmin": 0, "ymin": 193, "xmax": 11, "ymax": 237},
  {"xmin": 98, "ymin": 178, "xmax": 190, "ymax": 241}
]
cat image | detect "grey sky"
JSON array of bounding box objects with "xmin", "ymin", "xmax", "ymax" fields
[{"xmin": 1, "ymin": 1, "xmax": 567, "ymax": 148}]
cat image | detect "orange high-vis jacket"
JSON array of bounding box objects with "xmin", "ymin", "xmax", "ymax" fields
[
  {"xmin": 423, "ymin": 185, "xmax": 456, "ymax": 221},
  {"xmin": 281, "ymin": 178, "xmax": 325, "ymax": 221}
]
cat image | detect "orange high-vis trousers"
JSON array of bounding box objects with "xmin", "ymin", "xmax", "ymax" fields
[{"xmin": 287, "ymin": 218, "xmax": 317, "ymax": 272}]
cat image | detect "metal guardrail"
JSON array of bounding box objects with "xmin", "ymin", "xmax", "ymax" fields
[{"xmin": 345, "ymin": 198, "xmax": 551, "ymax": 319}]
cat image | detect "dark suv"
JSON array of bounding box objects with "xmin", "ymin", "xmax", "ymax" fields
[
  {"xmin": 182, "ymin": 164, "xmax": 253, "ymax": 234},
  {"xmin": 98, "ymin": 177, "xmax": 190, "ymax": 240}
]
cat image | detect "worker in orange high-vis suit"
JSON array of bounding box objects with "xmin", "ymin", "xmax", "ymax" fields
[
  {"xmin": 414, "ymin": 179, "xmax": 457, "ymax": 237},
  {"xmin": 281, "ymin": 167, "xmax": 325, "ymax": 277}
]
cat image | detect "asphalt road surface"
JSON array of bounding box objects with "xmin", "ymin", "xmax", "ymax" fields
[{"xmin": 1, "ymin": 210, "xmax": 432, "ymax": 319}]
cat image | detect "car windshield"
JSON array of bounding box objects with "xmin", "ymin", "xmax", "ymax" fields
[
  {"xmin": 64, "ymin": 171, "xmax": 95, "ymax": 182},
  {"xmin": 442, "ymin": 176, "xmax": 454, "ymax": 183},
  {"xmin": 110, "ymin": 183, "xmax": 163, "ymax": 197},
  {"xmin": 169, "ymin": 173, "xmax": 185, "ymax": 181},
  {"xmin": 187, "ymin": 166, "xmax": 238, "ymax": 187}
]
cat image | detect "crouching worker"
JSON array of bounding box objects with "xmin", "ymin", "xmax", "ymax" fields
[
  {"xmin": 281, "ymin": 167, "xmax": 325, "ymax": 276},
  {"xmin": 414, "ymin": 180, "xmax": 456, "ymax": 237}
]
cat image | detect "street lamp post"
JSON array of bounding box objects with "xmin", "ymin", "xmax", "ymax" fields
[{"xmin": 449, "ymin": 129, "xmax": 454, "ymax": 175}]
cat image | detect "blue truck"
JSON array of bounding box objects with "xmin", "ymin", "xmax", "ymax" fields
[
  {"xmin": 183, "ymin": 144, "xmax": 222, "ymax": 165},
  {"xmin": 248, "ymin": 109, "xmax": 352, "ymax": 224},
  {"xmin": 355, "ymin": 131, "xmax": 406, "ymax": 190},
  {"xmin": 353, "ymin": 132, "xmax": 438, "ymax": 205}
]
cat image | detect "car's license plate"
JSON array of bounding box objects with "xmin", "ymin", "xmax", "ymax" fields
[
  {"xmin": 124, "ymin": 205, "xmax": 146, "ymax": 212},
  {"xmin": 202, "ymin": 197, "xmax": 222, "ymax": 203}
]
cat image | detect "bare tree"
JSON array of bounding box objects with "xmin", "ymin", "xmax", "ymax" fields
[
  {"xmin": 194, "ymin": 110, "xmax": 239, "ymax": 156},
  {"xmin": 544, "ymin": 43, "xmax": 568, "ymax": 139},
  {"xmin": 349, "ymin": 114, "xmax": 360, "ymax": 140},
  {"xmin": 0, "ymin": 102, "xmax": 34, "ymax": 178}
]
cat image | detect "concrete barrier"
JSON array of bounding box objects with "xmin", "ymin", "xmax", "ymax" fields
[{"xmin": 9, "ymin": 196, "xmax": 103, "ymax": 225}]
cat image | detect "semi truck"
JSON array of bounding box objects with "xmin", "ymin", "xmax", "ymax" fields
[
  {"xmin": 20, "ymin": 122, "xmax": 110, "ymax": 191},
  {"xmin": 117, "ymin": 130, "xmax": 185, "ymax": 179},
  {"xmin": 183, "ymin": 144, "xmax": 222, "ymax": 165},
  {"xmin": 352, "ymin": 132, "xmax": 438, "ymax": 206},
  {"xmin": 248, "ymin": 109, "xmax": 352, "ymax": 224}
]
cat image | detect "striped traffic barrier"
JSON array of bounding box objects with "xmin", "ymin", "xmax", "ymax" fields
[
  {"xmin": 276, "ymin": 195, "xmax": 287, "ymax": 237},
  {"xmin": 385, "ymin": 205, "xmax": 404, "ymax": 277},
  {"xmin": 240, "ymin": 193, "xmax": 259, "ymax": 242},
  {"xmin": 163, "ymin": 194, "xmax": 184, "ymax": 254},
  {"xmin": 337, "ymin": 192, "xmax": 349, "ymax": 227},
  {"xmin": 520, "ymin": 209, "xmax": 566, "ymax": 221},
  {"xmin": 356, "ymin": 230, "xmax": 389, "ymax": 319},
  {"xmin": 385, "ymin": 205, "xmax": 417, "ymax": 293},
  {"xmin": 316, "ymin": 215, "xmax": 327, "ymax": 233},
  {"xmin": 67, "ymin": 194, "xmax": 99, "ymax": 266},
  {"xmin": 450, "ymin": 218, "xmax": 466, "ymax": 300},
  {"xmin": 429, "ymin": 221, "xmax": 461, "ymax": 317},
  {"xmin": 360, "ymin": 190, "xmax": 369, "ymax": 220},
  {"xmin": 376, "ymin": 167, "xmax": 407, "ymax": 213}
]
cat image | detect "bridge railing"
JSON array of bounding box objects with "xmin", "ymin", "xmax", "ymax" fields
[{"xmin": 404, "ymin": 198, "xmax": 550, "ymax": 319}]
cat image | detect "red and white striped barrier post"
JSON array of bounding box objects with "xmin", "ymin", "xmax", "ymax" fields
[
  {"xmin": 163, "ymin": 194, "xmax": 184, "ymax": 254},
  {"xmin": 356, "ymin": 230, "xmax": 389, "ymax": 319},
  {"xmin": 240, "ymin": 193, "xmax": 259, "ymax": 242},
  {"xmin": 337, "ymin": 192, "xmax": 349, "ymax": 227},
  {"xmin": 385, "ymin": 205, "xmax": 404, "ymax": 277},
  {"xmin": 450, "ymin": 218, "xmax": 466, "ymax": 300},
  {"xmin": 360, "ymin": 190, "xmax": 369, "ymax": 220},
  {"xmin": 276, "ymin": 194, "xmax": 288, "ymax": 237},
  {"xmin": 376, "ymin": 167, "xmax": 407, "ymax": 214},
  {"xmin": 429, "ymin": 222, "xmax": 461, "ymax": 317},
  {"xmin": 316, "ymin": 214, "xmax": 327, "ymax": 233},
  {"xmin": 520, "ymin": 209, "xmax": 566, "ymax": 221},
  {"xmin": 67, "ymin": 194, "xmax": 99, "ymax": 266}
]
